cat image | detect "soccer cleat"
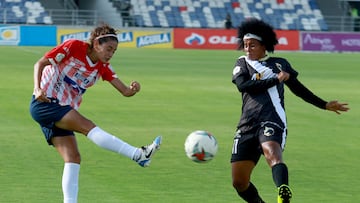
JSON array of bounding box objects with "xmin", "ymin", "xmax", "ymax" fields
[
  {"xmin": 136, "ymin": 136, "xmax": 162, "ymax": 167},
  {"xmin": 277, "ymin": 184, "xmax": 292, "ymax": 203}
]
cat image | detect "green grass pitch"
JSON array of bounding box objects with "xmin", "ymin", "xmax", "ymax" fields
[{"xmin": 0, "ymin": 46, "xmax": 358, "ymax": 203}]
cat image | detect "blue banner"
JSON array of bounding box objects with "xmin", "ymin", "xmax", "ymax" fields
[
  {"xmin": 20, "ymin": 25, "xmax": 56, "ymax": 46},
  {"xmin": 0, "ymin": 25, "xmax": 57, "ymax": 46},
  {"xmin": 0, "ymin": 25, "xmax": 20, "ymax": 45}
]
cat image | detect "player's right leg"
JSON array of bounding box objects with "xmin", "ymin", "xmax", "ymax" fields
[
  {"xmin": 55, "ymin": 109, "xmax": 161, "ymax": 167},
  {"xmin": 231, "ymin": 130, "xmax": 265, "ymax": 202},
  {"xmin": 232, "ymin": 161, "xmax": 265, "ymax": 203}
]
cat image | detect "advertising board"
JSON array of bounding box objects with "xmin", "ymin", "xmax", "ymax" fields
[
  {"xmin": 57, "ymin": 29, "xmax": 173, "ymax": 48},
  {"xmin": 174, "ymin": 28, "xmax": 300, "ymax": 51},
  {"xmin": 301, "ymin": 32, "xmax": 360, "ymax": 52},
  {"xmin": 0, "ymin": 25, "xmax": 56, "ymax": 46}
]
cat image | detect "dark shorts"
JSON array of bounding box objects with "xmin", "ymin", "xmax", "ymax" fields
[
  {"xmin": 29, "ymin": 96, "xmax": 74, "ymax": 145},
  {"xmin": 230, "ymin": 122, "xmax": 286, "ymax": 164}
]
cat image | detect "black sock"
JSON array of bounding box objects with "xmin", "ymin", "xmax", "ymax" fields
[
  {"xmin": 237, "ymin": 182, "xmax": 265, "ymax": 203},
  {"xmin": 272, "ymin": 163, "xmax": 289, "ymax": 187}
]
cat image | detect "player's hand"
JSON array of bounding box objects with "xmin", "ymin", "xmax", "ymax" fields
[
  {"xmin": 277, "ymin": 71, "xmax": 290, "ymax": 82},
  {"xmin": 326, "ymin": 100, "xmax": 349, "ymax": 114},
  {"xmin": 129, "ymin": 81, "xmax": 141, "ymax": 93},
  {"xmin": 34, "ymin": 87, "xmax": 50, "ymax": 102}
]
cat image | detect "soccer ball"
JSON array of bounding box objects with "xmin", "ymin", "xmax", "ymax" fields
[{"xmin": 184, "ymin": 130, "xmax": 218, "ymax": 163}]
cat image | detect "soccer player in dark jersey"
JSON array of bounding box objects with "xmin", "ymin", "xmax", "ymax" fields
[
  {"xmin": 230, "ymin": 18, "xmax": 349, "ymax": 203},
  {"xmin": 30, "ymin": 24, "xmax": 162, "ymax": 203}
]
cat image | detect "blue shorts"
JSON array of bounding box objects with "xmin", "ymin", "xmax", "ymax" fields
[{"xmin": 29, "ymin": 96, "xmax": 74, "ymax": 145}]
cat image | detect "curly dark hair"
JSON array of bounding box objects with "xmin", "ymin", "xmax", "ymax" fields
[
  {"xmin": 237, "ymin": 18, "xmax": 278, "ymax": 53},
  {"xmin": 88, "ymin": 23, "xmax": 118, "ymax": 48}
]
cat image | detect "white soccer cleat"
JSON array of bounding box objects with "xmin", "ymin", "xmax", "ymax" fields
[{"xmin": 136, "ymin": 136, "xmax": 162, "ymax": 167}]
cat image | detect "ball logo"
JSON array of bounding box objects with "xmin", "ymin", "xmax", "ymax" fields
[{"xmin": 185, "ymin": 33, "xmax": 205, "ymax": 45}]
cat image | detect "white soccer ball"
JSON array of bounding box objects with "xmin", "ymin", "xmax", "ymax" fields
[{"xmin": 184, "ymin": 130, "xmax": 218, "ymax": 163}]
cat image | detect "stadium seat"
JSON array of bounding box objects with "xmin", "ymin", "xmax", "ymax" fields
[
  {"xmin": 129, "ymin": 0, "xmax": 327, "ymax": 30},
  {"xmin": 0, "ymin": 0, "xmax": 52, "ymax": 24}
]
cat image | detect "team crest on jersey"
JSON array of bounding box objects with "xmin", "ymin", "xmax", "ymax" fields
[
  {"xmin": 55, "ymin": 53, "xmax": 65, "ymax": 63},
  {"xmin": 264, "ymin": 126, "xmax": 275, "ymax": 137}
]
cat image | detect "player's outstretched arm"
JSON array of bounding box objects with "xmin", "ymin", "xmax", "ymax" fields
[
  {"xmin": 110, "ymin": 78, "xmax": 140, "ymax": 97},
  {"xmin": 325, "ymin": 100, "xmax": 349, "ymax": 114}
]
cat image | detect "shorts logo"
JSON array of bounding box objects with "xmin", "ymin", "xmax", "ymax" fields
[{"xmin": 264, "ymin": 126, "xmax": 274, "ymax": 137}]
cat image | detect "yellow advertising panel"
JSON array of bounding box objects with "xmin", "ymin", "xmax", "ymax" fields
[
  {"xmin": 57, "ymin": 29, "xmax": 173, "ymax": 48},
  {"xmin": 57, "ymin": 29, "xmax": 89, "ymax": 44},
  {"xmin": 117, "ymin": 30, "xmax": 173, "ymax": 48}
]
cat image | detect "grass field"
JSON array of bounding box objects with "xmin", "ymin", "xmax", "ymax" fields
[{"xmin": 0, "ymin": 46, "xmax": 358, "ymax": 203}]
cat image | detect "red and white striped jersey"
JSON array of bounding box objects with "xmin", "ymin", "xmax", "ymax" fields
[{"xmin": 40, "ymin": 39, "xmax": 117, "ymax": 109}]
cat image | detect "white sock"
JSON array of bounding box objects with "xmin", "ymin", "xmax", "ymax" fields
[
  {"xmin": 62, "ymin": 163, "xmax": 80, "ymax": 203},
  {"xmin": 87, "ymin": 126, "xmax": 140, "ymax": 160}
]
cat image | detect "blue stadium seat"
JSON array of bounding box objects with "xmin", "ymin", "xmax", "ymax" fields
[
  {"xmin": 129, "ymin": 0, "xmax": 328, "ymax": 30},
  {"xmin": 0, "ymin": 0, "xmax": 52, "ymax": 24}
]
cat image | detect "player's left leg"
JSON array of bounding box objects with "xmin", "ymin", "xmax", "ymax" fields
[
  {"xmin": 232, "ymin": 161, "xmax": 265, "ymax": 203},
  {"xmin": 261, "ymin": 141, "xmax": 292, "ymax": 203},
  {"xmin": 52, "ymin": 136, "xmax": 81, "ymax": 203}
]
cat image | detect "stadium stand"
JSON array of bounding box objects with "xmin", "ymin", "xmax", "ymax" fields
[
  {"xmin": 127, "ymin": 0, "xmax": 328, "ymax": 31},
  {"xmin": 0, "ymin": 0, "xmax": 329, "ymax": 31},
  {"xmin": 0, "ymin": 0, "xmax": 52, "ymax": 24}
]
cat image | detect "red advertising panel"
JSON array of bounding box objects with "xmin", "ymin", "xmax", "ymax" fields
[
  {"xmin": 174, "ymin": 28, "xmax": 300, "ymax": 51},
  {"xmin": 275, "ymin": 30, "xmax": 299, "ymax": 51},
  {"xmin": 174, "ymin": 28, "xmax": 238, "ymax": 50}
]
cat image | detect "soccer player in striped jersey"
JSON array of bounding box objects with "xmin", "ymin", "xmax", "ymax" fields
[
  {"xmin": 30, "ymin": 24, "xmax": 162, "ymax": 203},
  {"xmin": 230, "ymin": 18, "xmax": 349, "ymax": 203}
]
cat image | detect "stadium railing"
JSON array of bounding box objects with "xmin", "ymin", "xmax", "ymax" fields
[{"xmin": 0, "ymin": 9, "xmax": 98, "ymax": 26}]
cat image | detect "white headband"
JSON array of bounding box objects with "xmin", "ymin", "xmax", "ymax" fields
[
  {"xmin": 243, "ymin": 33, "xmax": 262, "ymax": 41},
  {"xmin": 95, "ymin": 34, "xmax": 118, "ymax": 40}
]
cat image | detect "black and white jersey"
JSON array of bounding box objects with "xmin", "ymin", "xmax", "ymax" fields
[{"xmin": 232, "ymin": 56, "xmax": 327, "ymax": 134}]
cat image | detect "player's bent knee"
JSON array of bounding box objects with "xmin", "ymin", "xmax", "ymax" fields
[
  {"xmin": 232, "ymin": 180, "xmax": 249, "ymax": 192},
  {"xmin": 64, "ymin": 152, "xmax": 81, "ymax": 164}
]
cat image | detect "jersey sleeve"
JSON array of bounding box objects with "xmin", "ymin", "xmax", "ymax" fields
[
  {"xmin": 232, "ymin": 57, "xmax": 279, "ymax": 94},
  {"xmin": 101, "ymin": 64, "xmax": 118, "ymax": 81},
  {"xmin": 44, "ymin": 39, "xmax": 78, "ymax": 65},
  {"xmin": 281, "ymin": 58, "xmax": 298, "ymax": 80}
]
